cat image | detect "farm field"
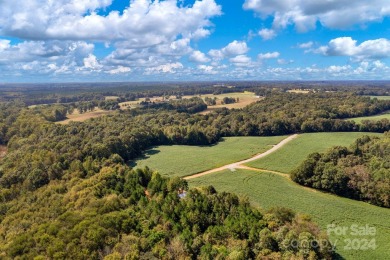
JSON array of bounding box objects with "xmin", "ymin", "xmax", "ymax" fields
[
  {"xmin": 188, "ymin": 169, "xmax": 390, "ymax": 259},
  {"xmin": 369, "ymin": 95, "xmax": 390, "ymax": 100},
  {"xmin": 348, "ymin": 112, "xmax": 390, "ymax": 124},
  {"xmin": 131, "ymin": 136, "xmax": 286, "ymax": 178},
  {"xmin": 184, "ymin": 91, "xmax": 262, "ymax": 112},
  {"xmin": 245, "ymin": 132, "xmax": 382, "ymax": 173},
  {"xmin": 119, "ymin": 98, "xmax": 146, "ymax": 109},
  {"xmin": 56, "ymin": 108, "xmax": 116, "ymax": 124}
]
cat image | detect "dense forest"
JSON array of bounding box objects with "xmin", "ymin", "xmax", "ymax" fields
[
  {"xmin": 291, "ymin": 133, "xmax": 390, "ymax": 207},
  {"xmin": 0, "ymin": 164, "xmax": 333, "ymax": 259},
  {"xmin": 1, "ymin": 83, "xmax": 390, "ymax": 258}
]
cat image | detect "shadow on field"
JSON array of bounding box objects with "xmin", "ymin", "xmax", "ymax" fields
[{"xmin": 128, "ymin": 148, "xmax": 161, "ymax": 168}]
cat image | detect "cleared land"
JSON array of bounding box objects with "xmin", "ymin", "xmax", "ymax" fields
[
  {"xmin": 119, "ymin": 92, "xmax": 261, "ymax": 111},
  {"xmin": 131, "ymin": 136, "xmax": 286, "ymax": 178},
  {"xmin": 57, "ymin": 108, "xmax": 116, "ymax": 124},
  {"xmin": 348, "ymin": 111, "xmax": 390, "ymax": 124},
  {"xmin": 184, "ymin": 134, "xmax": 298, "ymax": 180},
  {"xmin": 104, "ymin": 96, "xmax": 119, "ymax": 100},
  {"xmin": 184, "ymin": 91, "xmax": 262, "ymax": 113},
  {"xmin": 119, "ymin": 100, "xmax": 142, "ymax": 109},
  {"xmin": 369, "ymin": 96, "xmax": 390, "ymax": 100},
  {"xmin": 245, "ymin": 132, "xmax": 382, "ymax": 173},
  {"xmin": 287, "ymin": 89, "xmax": 311, "ymax": 94},
  {"xmin": 188, "ymin": 169, "xmax": 390, "ymax": 260}
]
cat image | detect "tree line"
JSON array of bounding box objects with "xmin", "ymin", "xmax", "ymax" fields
[{"xmin": 291, "ymin": 133, "xmax": 390, "ymax": 207}]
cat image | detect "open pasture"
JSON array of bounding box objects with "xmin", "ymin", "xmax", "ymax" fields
[
  {"xmin": 188, "ymin": 169, "xmax": 390, "ymax": 259},
  {"xmin": 131, "ymin": 136, "xmax": 286, "ymax": 178},
  {"xmin": 56, "ymin": 108, "xmax": 116, "ymax": 124},
  {"xmin": 184, "ymin": 91, "xmax": 262, "ymax": 112},
  {"xmin": 369, "ymin": 96, "xmax": 390, "ymax": 100},
  {"xmin": 348, "ymin": 112, "xmax": 390, "ymax": 124},
  {"xmin": 245, "ymin": 132, "xmax": 382, "ymax": 173}
]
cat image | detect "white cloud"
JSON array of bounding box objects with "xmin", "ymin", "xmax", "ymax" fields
[
  {"xmin": 0, "ymin": 0, "xmax": 222, "ymax": 44},
  {"xmin": 229, "ymin": 55, "xmax": 254, "ymax": 67},
  {"xmin": 230, "ymin": 55, "xmax": 251, "ymax": 63},
  {"xmin": 197, "ymin": 64, "xmax": 217, "ymax": 74},
  {"xmin": 0, "ymin": 0, "xmax": 222, "ymax": 78},
  {"xmin": 244, "ymin": 0, "xmax": 390, "ymax": 32},
  {"xmin": 208, "ymin": 40, "xmax": 249, "ymax": 60},
  {"xmin": 146, "ymin": 62, "xmax": 183, "ymax": 74},
  {"xmin": 298, "ymin": 41, "xmax": 313, "ymax": 49},
  {"xmin": 258, "ymin": 52, "xmax": 280, "ymax": 59},
  {"xmin": 317, "ymin": 37, "xmax": 390, "ymax": 61},
  {"xmin": 223, "ymin": 41, "xmax": 249, "ymax": 56},
  {"xmin": 0, "ymin": 40, "xmax": 94, "ymax": 65},
  {"xmin": 83, "ymin": 54, "xmax": 102, "ymax": 70},
  {"xmin": 189, "ymin": 50, "xmax": 210, "ymax": 63},
  {"xmin": 107, "ymin": 66, "xmax": 131, "ymax": 74},
  {"xmin": 0, "ymin": 39, "xmax": 10, "ymax": 50},
  {"xmin": 326, "ymin": 65, "xmax": 352, "ymax": 73},
  {"xmin": 258, "ymin": 28, "xmax": 276, "ymax": 40}
]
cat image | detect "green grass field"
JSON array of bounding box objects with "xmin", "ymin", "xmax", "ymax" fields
[
  {"xmin": 188, "ymin": 169, "xmax": 390, "ymax": 259},
  {"xmin": 245, "ymin": 132, "xmax": 382, "ymax": 173},
  {"xmin": 369, "ymin": 96, "xmax": 390, "ymax": 100},
  {"xmin": 131, "ymin": 136, "xmax": 286, "ymax": 177},
  {"xmin": 348, "ymin": 112, "xmax": 390, "ymax": 124}
]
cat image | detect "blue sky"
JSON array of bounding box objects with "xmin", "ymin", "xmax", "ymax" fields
[{"xmin": 1, "ymin": 0, "xmax": 390, "ymax": 82}]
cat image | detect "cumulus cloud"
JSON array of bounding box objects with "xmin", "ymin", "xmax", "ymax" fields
[
  {"xmin": 208, "ymin": 40, "xmax": 249, "ymax": 60},
  {"xmin": 230, "ymin": 55, "xmax": 251, "ymax": 63},
  {"xmin": 145, "ymin": 62, "xmax": 183, "ymax": 74},
  {"xmin": 258, "ymin": 28, "xmax": 276, "ymax": 40},
  {"xmin": 83, "ymin": 54, "xmax": 102, "ymax": 70},
  {"xmin": 317, "ymin": 37, "xmax": 390, "ymax": 61},
  {"xmin": 197, "ymin": 64, "xmax": 217, "ymax": 74},
  {"xmin": 189, "ymin": 50, "xmax": 210, "ymax": 63},
  {"xmin": 0, "ymin": 0, "xmax": 222, "ymax": 43},
  {"xmin": 0, "ymin": 0, "xmax": 222, "ymax": 77},
  {"xmin": 107, "ymin": 66, "xmax": 131, "ymax": 74},
  {"xmin": 298, "ymin": 41, "xmax": 313, "ymax": 49},
  {"xmin": 258, "ymin": 52, "xmax": 280, "ymax": 59},
  {"xmin": 243, "ymin": 0, "xmax": 390, "ymax": 32},
  {"xmin": 0, "ymin": 40, "xmax": 94, "ymax": 65}
]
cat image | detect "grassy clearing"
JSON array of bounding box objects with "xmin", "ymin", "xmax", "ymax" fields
[
  {"xmin": 369, "ymin": 96, "xmax": 390, "ymax": 100},
  {"xmin": 56, "ymin": 108, "xmax": 116, "ymax": 124},
  {"xmin": 287, "ymin": 89, "xmax": 311, "ymax": 94},
  {"xmin": 104, "ymin": 96, "xmax": 119, "ymax": 100},
  {"xmin": 131, "ymin": 136, "xmax": 286, "ymax": 178},
  {"xmin": 119, "ymin": 98, "xmax": 146, "ymax": 109},
  {"xmin": 348, "ymin": 112, "xmax": 390, "ymax": 124},
  {"xmin": 188, "ymin": 169, "xmax": 390, "ymax": 259},
  {"xmin": 184, "ymin": 91, "xmax": 262, "ymax": 112},
  {"xmin": 245, "ymin": 132, "xmax": 382, "ymax": 173}
]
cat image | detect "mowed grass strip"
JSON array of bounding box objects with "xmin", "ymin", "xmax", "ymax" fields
[
  {"xmin": 188, "ymin": 169, "xmax": 390, "ymax": 260},
  {"xmin": 245, "ymin": 132, "xmax": 382, "ymax": 173},
  {"xmin": 347, "ymin": 112, "xmax": 390, "ymax": 124},
  {"xmin": 369, "ymin": 96, "xmax": 390, "ymax": 100},
  {"xmin": 131, "ymin": 136, "xmax": 286, "ymax": 178}
]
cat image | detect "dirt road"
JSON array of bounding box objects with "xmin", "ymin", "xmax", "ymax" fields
[{"xmin": 184, "ymin": 134, "xmax": 298, "ymax": 180}]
